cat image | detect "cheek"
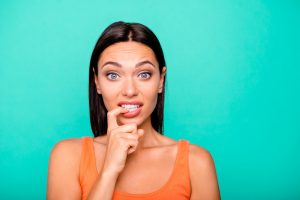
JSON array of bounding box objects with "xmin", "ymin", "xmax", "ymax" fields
[
  {"xmin": 99, "ymin": 81, "xmax": 121, "ymax": 110},
  {"xmin": 140, "ymin": 84, "xmax": 159, "ymax": 111},
  {"xmin": 145, "ymin": 92, "xmax": 158, "ymax": 118},
  {"xmin": 101, "ymin": 95, "xmax": 113, "ymax": 110},
  {"xmin": 149, "ymin": 94, "xmax": 158, "ymax": 111}
]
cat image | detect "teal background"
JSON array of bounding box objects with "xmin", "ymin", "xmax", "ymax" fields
[{"xmin": 1, "ymin": 0, "xmax": 299, "ymax": 199}]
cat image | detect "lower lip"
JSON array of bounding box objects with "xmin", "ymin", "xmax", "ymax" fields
[{"xmin": 122, "ymin": 106, "xmax": 143, "ymax": 118}]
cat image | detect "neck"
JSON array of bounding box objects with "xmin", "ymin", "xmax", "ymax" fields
[{"xmin": 135, "ymin": 116, "xmax": 163, "ymax": 151}]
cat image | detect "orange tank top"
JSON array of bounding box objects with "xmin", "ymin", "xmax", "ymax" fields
[{"xmin": 79, "ymin": 136, "xmax": 191, "ymax": 200}]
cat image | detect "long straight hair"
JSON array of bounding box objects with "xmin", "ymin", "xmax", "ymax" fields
[{"xmin": 89, "ymin": 21, "xmax": 167, "ymax": 137}]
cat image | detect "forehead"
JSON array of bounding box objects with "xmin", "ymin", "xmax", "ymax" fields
[{"xmin": 98, "ymin": 41, "xmax": 158, "ymax": 65}]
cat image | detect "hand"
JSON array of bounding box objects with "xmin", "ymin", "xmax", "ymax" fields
[{"xmin": 101, "ymin": 107, "xmax": 144, "ymax": 175}]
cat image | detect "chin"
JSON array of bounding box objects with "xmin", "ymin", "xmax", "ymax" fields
[
  {"xmin": 118, "ymin": 117, "xmax": 138, "ymax": 123},
  {"xmin": 117, "ymin": 117, "xmax": 146, "ymax": 127}
]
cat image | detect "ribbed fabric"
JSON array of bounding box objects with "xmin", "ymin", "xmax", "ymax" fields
[{"xmin": 79, "ymin": 137, "xmax": 191, "ymax": 200}]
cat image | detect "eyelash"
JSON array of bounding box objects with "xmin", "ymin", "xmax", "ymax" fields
[{"xmin": 106, "ymin": 72, "xmax": 152, "ymax": 80}]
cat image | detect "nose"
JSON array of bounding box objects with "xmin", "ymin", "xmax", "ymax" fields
[{"xmin": 122, "ymin": 77, "xmax": 138, "ymax": 97}]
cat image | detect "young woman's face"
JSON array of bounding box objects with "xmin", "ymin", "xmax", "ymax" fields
[{"xmin": 94, "ymin": 41, "xmax": 166, "ymax": 126}]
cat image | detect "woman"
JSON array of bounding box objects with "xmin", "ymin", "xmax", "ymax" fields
[{"xmin": 47, "ymin": 21, "xmax": 220, "ymax": 200}]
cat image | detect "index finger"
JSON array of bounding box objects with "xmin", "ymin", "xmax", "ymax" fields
[{"xmin": 107, "ymin": 107, "xmax": 129, "ymax": 131}]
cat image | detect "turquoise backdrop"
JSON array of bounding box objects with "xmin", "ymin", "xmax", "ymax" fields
[{"xmin": 1, "ymin": 0, "xmax": 299, "ymax": 199}]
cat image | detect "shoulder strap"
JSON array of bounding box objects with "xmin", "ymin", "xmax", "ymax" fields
[
  {"xmin": 171, "ymin": 140, "xmax": 191, "ymax": 195},
  {"xmin": 79, "ymin": 137, "xmax": 96, "ymax": 183},
  {"xmin": 79, "ymin": 137, "xmax": 89, "ymax": 182},
  {"xmin": 79, "ymin": 137, "xmax": 99, "ymax": 200},
  {"xmin": 177, "ymin": 140, "xmax": 190, "ymax": 166}
]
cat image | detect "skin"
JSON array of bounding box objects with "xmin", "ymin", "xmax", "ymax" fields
[
  {"xmin": 95, "ymin": 41, "xmax": 167, "ymax": 152},
  {"xmin": 46, "ymin": 41, "xmax": 220, "ymax": 200}
]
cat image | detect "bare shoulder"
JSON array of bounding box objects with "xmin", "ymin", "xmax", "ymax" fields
[
  {"xmin": 50, "ymin": 138, "xmax": 82, "ymax": 153},
  {"xmin": 49, "ymin": 138, "xmax": 82, "ymax": 163},
  {"xmin": 48, "ymin": 138, "xmax": 83, "ymax": 175},
  {"xmin": 188, "ymin": 144, "xmax": 215, "ymax": 168},
  {"xmin": 188, "ymin": 143, "xmax": 221, "ymax": 200},
  {"xmin": 47, "ymin": 138, "xmax": 83, "ymax": 200}
]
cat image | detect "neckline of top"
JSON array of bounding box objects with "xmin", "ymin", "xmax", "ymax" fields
[{"xmin": 87, "ymin": 137, "xmax": 186, "ymax": 197}]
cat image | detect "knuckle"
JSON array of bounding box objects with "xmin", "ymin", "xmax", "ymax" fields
[
  {"xmin": 128, "ymin": 123, "xmax": 137, "ymax": 128},
  {"xmin": 127, "ymin": 133, "xmax": 138, "ymax": 140},
  {"xmin": 133, "ymin": 134, "xmax": 139, "ymax": 140},
  {"xmin": 120, "ymin": 139, "xmax": 128, "ymax": 147},
  {"xmin": 128, "ymin": 125, "xmax": 137, "ymax": 132}
]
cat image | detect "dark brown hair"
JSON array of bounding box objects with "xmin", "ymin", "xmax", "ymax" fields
[{"xmin": 89, "ymin": 21, "xmax": 167, "ymax": 137}]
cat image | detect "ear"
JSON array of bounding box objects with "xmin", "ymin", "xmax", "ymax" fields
[
  {"xmin": 93, "ymin": 68, "xmax": 101, "ymax": 94},
  {"xmin": 158, "ymin": 67, "xmax": 167, "ymax": 93}
]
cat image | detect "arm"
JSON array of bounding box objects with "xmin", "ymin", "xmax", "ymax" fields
[
  {"xmin": 189, "ymin": 144, "xmax": 221, "ymax": 200},
  {"xmin": 46, "ymin": 139, "xmax": 81, "ymax": 200},
  {"xmin": 86, "ymin": 170, "xmax": 119, "ymax": 200},
  {"xmin": 87, "ymin": 107, "xmax": 144, "ymax": 200},
  {"xmin": 46, "ymin": 138, "xmax": 121, "ymax": 200}
]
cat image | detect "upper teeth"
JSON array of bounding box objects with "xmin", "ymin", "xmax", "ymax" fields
[{"xmin": 121, "ymin": 104, "xmax": 140, "ymax": 109}]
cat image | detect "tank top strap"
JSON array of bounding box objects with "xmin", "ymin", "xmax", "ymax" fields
[
  {"xmin": 79, "ymin": 137, "xmax": 89, "ymax": 182},
  {"xmin": 169, "ymin": 139, "xmax": 191, "ymax": 196},
  {"xmin": 80, "ymin": 137, "xmax": 191, "ymax": 199},
  {"xmin": 79, "ymin": 136, "xmax": 98, "ymax": 187},
  {"xmin": 177, "ymin": 139, "xmax": 190, "ymax": 166}
]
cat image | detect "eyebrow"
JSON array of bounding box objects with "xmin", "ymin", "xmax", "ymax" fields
[{"xmin": 101, "ymin": 60, "xmax": 156, "ymax": 69}]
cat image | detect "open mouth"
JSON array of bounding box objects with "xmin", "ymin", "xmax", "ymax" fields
[
  {"xmin": 117, "ymin": 101, "xmax": 144, "ymax": 117},
  {"xmin": 121, "ymin": 104, "xmax": 141, "ymax": 112}
]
